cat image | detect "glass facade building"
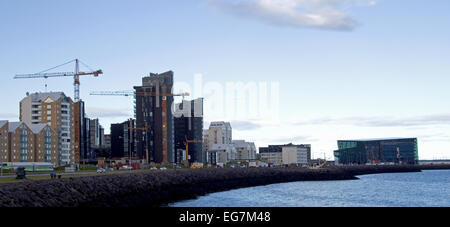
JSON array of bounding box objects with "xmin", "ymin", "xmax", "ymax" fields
[{"xmin": 334, "ymin": 138, "xmax": 419, "ymax": 165}]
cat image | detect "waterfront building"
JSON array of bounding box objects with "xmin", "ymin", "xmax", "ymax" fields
[
  {"xmin": 74, "ymin": 101, "xmax": 92, "ymax": 164},
  {"xmin": 207, "ymin": 144, "xmax": 236, "ymax": 165},
  {"xmin": 134, "ymin": 71, "xmax": 175, "ymax": 163},
  {"xmin": 202, "ymin": 129, "xmax": 209, "ymax": 163},
  {"xmin": 259, "ymin": 151, "xmax": 282, "ymax": 166},
  {"xmin": 174, "ymin": 98, "xmax": 204, "ymax": 164},
  {"xmin": 89, "ymin": 118, "xmax": 105, "ymax": 152},
  {"xmin": 0, "ymin": 121, "xmax": 8, "ymax": 163},
  {"xmin": 282, "ymin": 144, "xmax": 311, "ymax": 165},
  {"xmin": 231, "ymin": 140, "xmax": 257, "ymax": 162},
  {"xmin": 110, "ymin": 119, "xmax": 137, "ymax": 159},
  {"xmin": 259, "ymin": 143, "xmax": 311, "ymax": 166},
  {"xmin": 20, "ymin": 92, "xmax": 76, "ymax": 165},
  {"xmin": 0, "ymin": 121, "xmax": 58, "ymax": 166},
  {"xmin": 259, "ymin": 145, "xmax": 283, "ymax": 154},
  {"xmin": 103, "ymin": 134, "xmax": 111, "ymax": 150},
  {"xmin": 81, "ymin": 117, "xmax": 93, "ymax": 163},
  {"xmin": 207, "ymin": 121, "xmax": 232, "ymax": 148},
  {"xmin": 334, "ymin": 138, "xmax": 419, "ymax": 165},
  {"xmin": 28, "ymin": 123, "xmax": 59, "ymax": 164}
]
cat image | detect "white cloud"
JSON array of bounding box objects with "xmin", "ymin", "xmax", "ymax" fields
[{"xmin": 208, "ymin": 0, "xmax": 377, "ymax": 31}]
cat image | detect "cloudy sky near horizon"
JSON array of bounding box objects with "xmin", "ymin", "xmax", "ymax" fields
[{"xmin": 1, "ymin": 0, "xmax": 450, "ymax": 160}]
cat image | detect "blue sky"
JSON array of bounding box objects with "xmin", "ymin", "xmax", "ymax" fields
[{"xmin": 1, "ymin": 0, "xmax": 450, "ymax": 160}]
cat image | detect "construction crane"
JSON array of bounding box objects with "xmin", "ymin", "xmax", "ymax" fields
[
  {"xmin": 14, "ymin": 59, "xmax": 103, "ymax": 102},
  {"xmin": 89, "ymin": 90, "xmax": 135, "ymax": 96},
  {"xmin": 184, "ymin": 135, "xmax": 202, "ymax": 168},
  {"xmin": 90, "ymin": 88, "xmax": 190, "ymax": 164},
  {"xmin": 90, "ymin": 90, "xmax": 190, "ymax": 98}
]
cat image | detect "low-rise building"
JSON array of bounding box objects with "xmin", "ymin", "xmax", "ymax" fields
[
  {"xmin": 0, "ymin": 121, "xmax": 58, "ymax": 166},
  {"xmin": 334, "ymin": 138, "xmax": 419, "ymax": 165},
  {"xmin": 232, "ymin": 140, "xmax": 257, "ymax": 162},
  {"xmin": 259, "ymin": 143, "xmax": 311, "ymax": 166},
  {"xmin": 29, "ymin": 123, "xmax": 59, "ymax": 164},
  {"xmin": 0, "ymin": 121, "xmax": 8, "ymax": 163},
  {"xmin": 207, "ymin": 144, "xmax": 236, "ymax": 165},
  {"xmin": 259, "ymin": 151, "xmax": 282, "ymax": 166},
  {"xmin": 282, "ymin": 144, "xmax": 310, "ymax": 165}
]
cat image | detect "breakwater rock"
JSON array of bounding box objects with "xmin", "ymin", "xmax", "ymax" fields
[{"xmin": 0, "ymin": 165, "xmax": 448, "ymax": 207}]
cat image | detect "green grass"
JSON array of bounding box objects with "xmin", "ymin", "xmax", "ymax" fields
[
  {"xmin": 0, "ymin": 169, "xmax": 161, "ymax": 184},
  {"xmin": 79, "ymin": 165, "xmax": 98, "ymax": 171}
]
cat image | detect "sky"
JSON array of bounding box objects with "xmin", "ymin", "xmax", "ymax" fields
[{"xmin": 1, "ymin": 0, "xmax": 450, "ymax": 160}]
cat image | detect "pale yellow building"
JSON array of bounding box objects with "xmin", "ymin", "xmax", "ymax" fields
[
  {"xmin": 20, "ymin": 92, "xmax": 76, "ymax": 165},
  {"xmin": 260, "ymin": 152, "xmax": 282, "ymax": 165}
]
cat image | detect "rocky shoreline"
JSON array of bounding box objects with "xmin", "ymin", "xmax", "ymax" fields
[{"xmin": 0, "ymin": 164, "xmax": 449, "ymax": 207}]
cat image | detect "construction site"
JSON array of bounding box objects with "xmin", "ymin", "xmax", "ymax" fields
[{"xmin": 2, "ymin": 58, "xmax": 258, "ymax": 172}]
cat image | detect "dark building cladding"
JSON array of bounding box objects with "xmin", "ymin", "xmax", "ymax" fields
[
  {"xmin": 134, "ymin": 71, "xmax": 174, "ymax": 163},
  {"xmin": 259, "ymin": 145, "xmax": 283, "ymax": 154},
  {"xmin": 174, "ymin": 98, "xmax": 204, "ymax": 163},
  {"xmin": 334, "ymin": 138, "xmax": 419, "ymax": 165},
  {"xmin": 259, "ymin": 143, "xmax": 310, "ymax": 154},
  {"xmin": 111, "ymin": 119, "xmax": 137, "ymax": 159},
  {"xmin": 82, "ymin": 118, "xmax": 92, "ymax": 161},
  {"xmin": 76, "ymin": 101, "xmax": 95, "ymax": 163}
]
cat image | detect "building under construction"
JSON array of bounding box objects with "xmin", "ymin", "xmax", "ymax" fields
[
  {"xmin": 334, "ymin": 138, "xmax": 419, "ymax": 165},
  {"xmin": 133, "ymin": 71, "xmax": 175, "ymax": 163},
  {"xmin": 174, "ymin": 98, "xmax": 204, "ymax": 164}
]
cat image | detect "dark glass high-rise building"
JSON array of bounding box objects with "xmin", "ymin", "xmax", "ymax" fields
[
  {"xmin": 174, "ymin": 98, "xmax": 204, "ymax": 163},
  {"xmin": 111, "ymin": 119, "xmax": 137, "ymax": 158},
  {"xmin": 134, "ymin": 71, "xmax": 174, "ymax": 163},
  {"xmin": 82, "ymin": 117, "xmax": 91, "ymax": 161},
  {"xmin": 334, "ymin": 138, "xmax": 419, "ymax": 165}
]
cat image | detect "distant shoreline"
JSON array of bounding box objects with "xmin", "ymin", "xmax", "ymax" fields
[{"xmin": 0, "ymin": 165, "xmax": 449, "ymax": 207}]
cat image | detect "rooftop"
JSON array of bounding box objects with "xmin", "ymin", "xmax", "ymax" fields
[
  {"xmin": 26, "ymin": 123, "xmax": 48, "ymax": 134},
  {"xmin": 339, "ymin": 137, "xmax": 416, "ymax": 142},
  {"xmin": 24, "ymin": 92, "xmax": 68, "ymax": 103},
  {"xmin": 0, "ymin": 120, "xmax": 7, "ymax": 128},
  {"xmin": 8, "ymin": 122, "xmax": 23, "ymax": 132}
]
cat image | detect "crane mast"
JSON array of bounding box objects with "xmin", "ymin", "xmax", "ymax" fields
[
  {"xmin": 74, "ymin": 59, "xmax": 80, "ymax": 102},
  {"xmin": 184, "ymin": 135, "xmax": 201, "ymax": 167}
]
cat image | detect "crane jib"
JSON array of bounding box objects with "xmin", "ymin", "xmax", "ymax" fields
[{"xmin": 13, "ymin": 59, "xmax": 102, "ymax": 102}]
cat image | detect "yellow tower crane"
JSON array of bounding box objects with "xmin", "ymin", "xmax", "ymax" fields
[
  {"xmin": 14, "ymin": 59, "xmax": 103, "ymax": 102},
  {"xmin": 184, "ymin": 136, "xmax": 202, "ymax": 168}
]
